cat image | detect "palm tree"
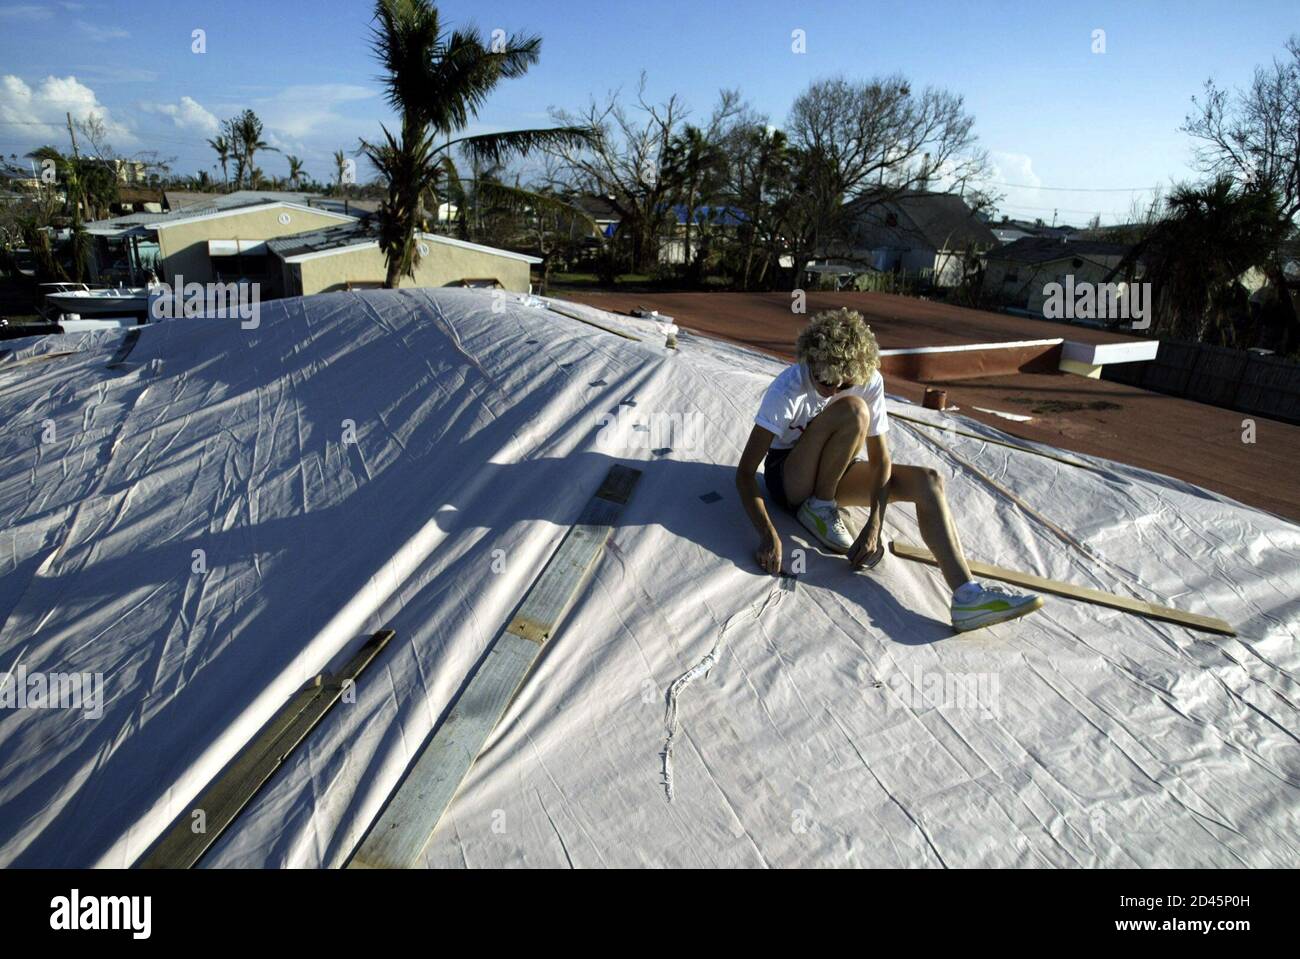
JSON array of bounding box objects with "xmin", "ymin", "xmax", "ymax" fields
[
  {"xmin": 286, "ymin": 154, "xmax": 305, "ymax": 189},
  {"xmin": 663, "ymin": 124, "xmax": 726, "ymax": 277},
  {"xmin": 230, "ymin": 110, "xmax": 275, "ymax": 189},
  {"xmin": 729, "ymin": 126, "xmax": 790, "ymax": 289},
  {"xmin": 208, "ymin": 135, "xmax": 231, "ymax": 190},
  {"xmin": 332, "ymin": 149, "xmax": 350, "ymax": 194},
  {"xmin": 362, "ymin": 0, "xmax": 595, "ymax": 288},
  {"xmin": 1114, "ymin": 176, "xmax": 1288, "ymax": 344}
]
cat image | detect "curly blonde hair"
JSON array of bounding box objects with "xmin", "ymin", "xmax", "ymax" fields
[{"xmin": 796, "ymin": 308, "xmax": 880, "ymax": 385}]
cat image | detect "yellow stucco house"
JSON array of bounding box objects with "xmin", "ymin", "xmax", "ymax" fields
[
  {"xmin": 267, "ymin": 221, "xmax": 540, "ymax": 295},
  {"xmin": 84, "ymin": 192, "xmax": 538, "ymax": 297}
]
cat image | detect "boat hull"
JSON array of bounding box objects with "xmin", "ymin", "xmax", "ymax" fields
[{"xmin": 46, "ymin": 291, "xmax": 150, "ymax": 317}]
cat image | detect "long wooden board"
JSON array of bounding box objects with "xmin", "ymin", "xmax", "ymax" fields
[
  {"xmin": 348, "ymin": 464, "xmax": 641, "ymax": 869},
  {"xmin": 546, "ymin": 303, "xmax": 643, "ymax": 342},
  {"xmin": 890, "ymin": 411, "xmax": 1108, "ymax": 475},
  {"xmin": 889, "ymin": 541, "xmax": 1235, "ymax": 636},
  {"xmin": 136, "ymin": 629, "xmax": 395, "ymax": 868}
]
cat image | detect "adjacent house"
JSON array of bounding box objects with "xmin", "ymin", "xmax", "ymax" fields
[
  {"xmin": 981, "ymin": 236, "xmax": 1135, "ymax": 314},
  {"xmin": 84, "ymin": 196, "xmax": 358, "ymax": 293},
  {"xmin": 267, "ymin": 218, "xmax": 541, "ymax": 295},
  {"xmin": 160, "ymin": 189, "xmax": 381, "ymax": 218},
  {"xmin": 83, "ymin": 191, "xmax": 540, "ymax": 297},
  {"xmin": 841, "ymin": 191, "xmax": 998, "ymax": 286}
]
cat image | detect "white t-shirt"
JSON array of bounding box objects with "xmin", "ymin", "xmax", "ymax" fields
[{"xmin": 754, "ymin": 362, "xmax": 889, "ymax": 457}]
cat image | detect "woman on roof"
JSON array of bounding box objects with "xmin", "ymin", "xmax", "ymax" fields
[{"xmin": 735, "ymin": 307, "xmax": 1043, "ymax": 632}]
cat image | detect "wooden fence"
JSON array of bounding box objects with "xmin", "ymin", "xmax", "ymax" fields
[{"xmin": 1102, "ymin": 340, "xmax": 1300, "ymax": 424}]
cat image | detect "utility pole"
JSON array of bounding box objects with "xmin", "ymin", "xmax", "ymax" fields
[
  {"xmin": 66, "ymin": 112, "xmax": 80, "ymax": 160},
  {"xmin": 65, "ymin": 111, "xmax": 82, "ymax": 219}
]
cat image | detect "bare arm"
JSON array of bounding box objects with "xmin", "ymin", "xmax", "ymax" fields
[{"xmin": 736, "ymin": 425, "xmax": 781, "ymax": 574}]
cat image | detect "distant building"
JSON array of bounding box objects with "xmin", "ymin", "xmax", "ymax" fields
[
  {"xmin": 841, "ymin": 191, "xmax": 998, "ymax": 286},
  {"xmin": 111, "ymin": 159, "xmax": 149, "ymax": 185},
  {"xmin": 267, "ymin": 219, "xmax": 540, "ymax": 295},
  {"xmin": 986, "ymin": 215, "xmax": 1082, "ymax": 245},
  {"xmin": 981, "ymin": 236, "xmax": 1136, "ymax": 314},
  {"xmin": 569, "ymin": 194, "xmax": 623, "ymax": 238},
  {"xmin": 84, "ymin": 197, "xmax": 357, "ymax": 292},
  {"xmin": 83, "ymin": 194, "xmax": 538, "ymax": 295},
  {"xmin": 659, "ymin": 204, "xmax": 746, "ymax": 265}
]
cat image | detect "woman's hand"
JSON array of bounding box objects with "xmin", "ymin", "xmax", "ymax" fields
[
  {"xmin": 755, "ymin": 530, "xmax": 782, "ymax": 575},
  {"xmin": 848, "ymin": 515, "xmax": 885, "ymax": 570}
]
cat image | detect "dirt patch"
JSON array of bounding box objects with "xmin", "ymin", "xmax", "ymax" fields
[{"xmin": 1004, "ymin": 398, "xmax": 1124, "ymax": 415}]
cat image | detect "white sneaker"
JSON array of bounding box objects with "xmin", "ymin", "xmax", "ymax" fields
[
  {"xmin": 797, "ymin": 500, "xmax": 854, "ymax": 553},
  {"xmin": 951, "ymin": 584, "xmax": 1043, "ymax": 632}
]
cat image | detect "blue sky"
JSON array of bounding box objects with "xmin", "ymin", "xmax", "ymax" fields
[{"xmin": 0, "ymin": 0, "xmax": 1295, "ymax": 224}]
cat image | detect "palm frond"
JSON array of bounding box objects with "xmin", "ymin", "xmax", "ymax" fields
[
  {"xmin": 447, "ymin": 126, "xmax": 596, "ymax": 167},
  {"xmin": 471, "ymin": 179, "xmax": 599, "ymax": 232}
]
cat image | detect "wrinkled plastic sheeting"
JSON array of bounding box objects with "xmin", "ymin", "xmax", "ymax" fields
[{"xmin": 0, "ymin": 288, "xmax": 1295, "ymax": 869}]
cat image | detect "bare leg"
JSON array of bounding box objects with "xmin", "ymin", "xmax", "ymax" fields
[
  {"xmin": 780, "ymin": 396, "xmax": 870, "ymax": 505},
  {"xmin": 834, "ymin": 462, "xmax": 972, "ymax": 590},
  {"xmin": 884, "ymin": 465, "xmax": 972, "ymax": 590}
]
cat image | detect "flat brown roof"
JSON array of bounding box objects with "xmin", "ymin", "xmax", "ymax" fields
[
  {"xmin": 561, "ymin": 290, "xmax": 1300, "ymax": 523},
  {"xmin": 563, "ymin": 290, "xmax": 1138, "ymax": 353}
]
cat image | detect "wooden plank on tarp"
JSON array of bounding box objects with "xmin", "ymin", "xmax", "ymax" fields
[
  {"xmin": 348, "ymin": 464, "xmax": 641, "ymax": 869},
  {"xmin": 136, "ymin": 629, "xmax": 395, "ymax": 868},
  {"xmin": 546, "ymin": 303, "xmax": 642, "ymax": 342},
  {"xmin": 889, "ymin": 540, "xmax": 1235, "ymax": 637}
]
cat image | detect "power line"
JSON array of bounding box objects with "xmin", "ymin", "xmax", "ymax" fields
[{"xmin": 985, "ymin": 179, "xmax": 1160, "ymax": 193}]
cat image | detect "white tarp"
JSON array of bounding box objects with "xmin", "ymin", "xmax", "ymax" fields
[{"xmin": 0, "ymin": 288, "xmax": 1296, "ymax": 868}]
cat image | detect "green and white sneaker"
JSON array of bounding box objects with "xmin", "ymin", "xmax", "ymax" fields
[
  {"xmin": 951, "ymin": 584, "xmax": 1043, "ymax": 632},
  {"xmin": 797, "ymin": 499, "xmax": 854, "ymax": 553}
]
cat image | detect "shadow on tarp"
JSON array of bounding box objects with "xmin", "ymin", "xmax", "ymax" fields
[
  {"xmin": 2, "ymin": 449, "xmax": 945, "ymax": 867},
  {"xmin": 419, "ymin": 449, "xmax": 950, "ymax": 640}
]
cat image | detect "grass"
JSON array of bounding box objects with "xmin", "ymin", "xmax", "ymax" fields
[{"xmin": 546, "ymin": 272, "xmax": 654, "ymax": 288}]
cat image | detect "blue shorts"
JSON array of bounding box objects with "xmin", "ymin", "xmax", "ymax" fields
[{"xmin": 763, "ymin": 447, "xmax": 795, "ymax": 513}]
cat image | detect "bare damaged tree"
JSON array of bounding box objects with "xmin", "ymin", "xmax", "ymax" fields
[
  {"xmin": 782, "ymin": 75, "xmax": 989, "ymax": 285},
  {"xmin": 547, "ymin": 76, "xmax": 742, "ymax": 273},
  {"xmin": 1184, "ymin": 35, "xmax": 1300, "ymax": 223},
  {"xmin": 1183, "ymin": 34, "xmax": 1300, "ymax": 348}
]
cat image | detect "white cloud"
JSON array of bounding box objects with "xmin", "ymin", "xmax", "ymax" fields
[
  {"xmin": 984, "ymin": 150, "xmax": 1053, "ymax": 219},
  {"xmin": 0, "ymin": 74, "xmax": 136, "ymax": 149},
  {"xmin": 73, "ymin": 65, "xmax": 159, "ymax": 84},
  {"xmin": 141, "ymin": 95, "xmax": 219, "ymax": 135},
  {"xmin": 75, "ymin": 20, "xmax": 129, "ymax": 42},
  {"xmin": 988, "ymin": 151, "xmax": 1043, "ymax": 191},
  {"xmin": 0, "ymin": 4, "xmax": 52, "ymax": 20},
  {"xmin": 247, "ymin": 84, "xmax": 377, "ymax": 139}
]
